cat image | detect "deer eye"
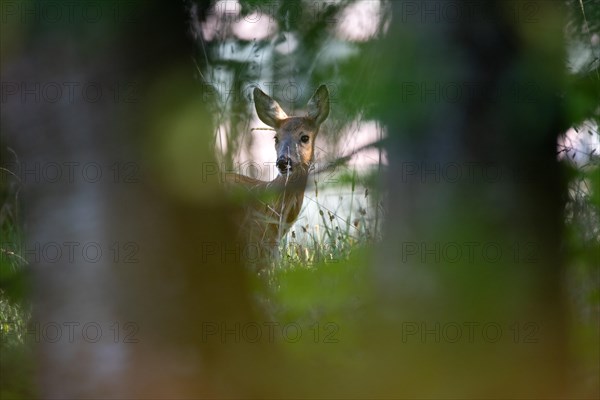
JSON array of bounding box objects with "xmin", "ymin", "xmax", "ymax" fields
[
  {"xmin": 301, "ymin": 135, "xmax": 310, "ymax": 143},
  {"xmin": 274, "ymin": 136, "xmax": 279, "ymax": 144}
]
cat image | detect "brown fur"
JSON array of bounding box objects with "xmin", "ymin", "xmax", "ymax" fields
[{"xmin": 225, "ymin": 85, "xmax": 330, "ymax": 262}]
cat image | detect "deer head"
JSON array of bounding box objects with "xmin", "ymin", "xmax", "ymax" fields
[{"xmin": 253, "ymin": 85, "xmax": 330, "ymax": 176}]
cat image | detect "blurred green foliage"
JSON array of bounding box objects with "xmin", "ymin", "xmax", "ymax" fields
[{"xmin": 0, "ymin": 0, "xmax": 598, "ymax": 397}]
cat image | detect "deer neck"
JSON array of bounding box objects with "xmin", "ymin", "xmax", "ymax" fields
[
  {"xmin": 264, "ymin": 163, "xmax": 310, "ymax": 227},
  {"xmin": 271, "ymin": 164, "xmax": 310, "ymax": 193}
]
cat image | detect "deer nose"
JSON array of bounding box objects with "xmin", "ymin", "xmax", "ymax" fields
[{"xmin": 276, "ymin": 156, "xmax": 292, "ymax": 174}]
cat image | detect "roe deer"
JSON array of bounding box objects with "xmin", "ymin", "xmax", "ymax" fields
[{"xmin": 225, "ymin": 85, "xmax": 330, "ymax": 261}]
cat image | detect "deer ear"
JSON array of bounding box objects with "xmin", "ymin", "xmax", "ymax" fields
[
  {"xmin": 306, "ymin": 85, "xmax": 330, "ymax": 126},
  {"xmin": 253, "ymin": 88, "xmax": 288, "ymax": 128}
]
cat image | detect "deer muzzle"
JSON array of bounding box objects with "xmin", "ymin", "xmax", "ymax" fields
[{"xmin": 276, "ymin": 156, "xmax": 292, "ymax": 174}]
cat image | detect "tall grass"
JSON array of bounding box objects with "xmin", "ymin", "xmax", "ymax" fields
[
  {"xmin": 0, "ymin": 150, "xmax": 34, "ymax": 399},
  {"xmin": 0, "ymin": 150, "xmax": 29, "ymax": 346}
]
